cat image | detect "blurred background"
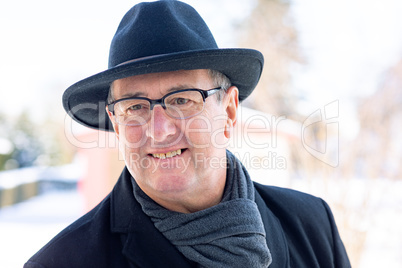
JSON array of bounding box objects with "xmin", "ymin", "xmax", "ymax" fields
[{"xmin": 1, "ymin": 0, "xmax": 401, "ymax": 267}]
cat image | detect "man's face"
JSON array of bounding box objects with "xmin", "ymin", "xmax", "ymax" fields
[{"xmin": 108, "ymin": 69, "xmax": 238, "ymax": 211}]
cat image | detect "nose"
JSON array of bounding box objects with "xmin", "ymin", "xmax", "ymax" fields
[{"xmin": 146, "ymin": 105, "xmax": 177, "ymax": 142}]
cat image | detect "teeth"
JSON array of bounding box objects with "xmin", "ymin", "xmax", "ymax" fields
[{"xmin": 152, "ymin": 149, "xmax": 182, "ymax": 159}]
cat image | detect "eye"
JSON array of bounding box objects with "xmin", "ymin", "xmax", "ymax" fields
[
  {"xmin": 128, "ymin": 104, "xmax": 143, "ymax": 111},
  {"xmin": 174, "ymin": 97, "xmax": 189, "ymax": 105},
  {"xmin": 125, "ymin": 103, "xmax": 148, "ymax": 115}
]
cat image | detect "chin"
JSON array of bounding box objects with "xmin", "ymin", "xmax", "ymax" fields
[{"xmin": 152, "ymin": 173, "xmax": 195, "ymax": 194}]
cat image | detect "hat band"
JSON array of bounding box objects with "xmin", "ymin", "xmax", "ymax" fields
[{"xmin": 116, "ymin": 53, "xmax": 170, "ymax": 67}]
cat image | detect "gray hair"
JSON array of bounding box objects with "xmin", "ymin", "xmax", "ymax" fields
[
  {"xmin": 208, "ymin": 69, "xmax": 231, "ymax": 101},
  {"xmin": 107, "ymin": 69, "xmax": 231, "ymax": 104},
  {"xmin": 107, "ymin": 83, "xmax": 114, "ymax": 105}
]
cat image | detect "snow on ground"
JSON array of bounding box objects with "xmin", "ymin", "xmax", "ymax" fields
[{"xmin": 0, "ymin": 189, "xmax": 84, "ymax": 268}]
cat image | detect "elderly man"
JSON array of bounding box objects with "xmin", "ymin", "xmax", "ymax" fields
[{"xmin": 25, "ymin": 1, "xmax": 350, "ymax": 267}]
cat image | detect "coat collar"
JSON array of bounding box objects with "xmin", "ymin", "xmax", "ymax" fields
[
  {"xmin": 109, "ymin": 167, "xmax": 137, "ymax": 232},
  {"xmin": 255, "ymin": 184, "xmax": 290, "ymax": 268},
  {"xmin": 110, "ymin": 168, "xmax": 195, "ymax": 267}
]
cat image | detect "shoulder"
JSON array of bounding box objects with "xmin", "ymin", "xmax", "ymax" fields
[
  {"xmin": 253, "ymin": 181, "xmax": 334, "ymax": 242},
  {"xmin": 254, "ymin": 182, "xmax": 351, "ymax": 267},
  {"xmin": 254, "ymin": 181, "xmax": 327, "ymax": 212},
  {"xmin": 24, "ymin": 195, "xmax": 118, "ymax": 268}
]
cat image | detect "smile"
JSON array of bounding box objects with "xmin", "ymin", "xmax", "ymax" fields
[{"xmin": 152, "ymin": 149, "xmax": 182, "ymax": 159}]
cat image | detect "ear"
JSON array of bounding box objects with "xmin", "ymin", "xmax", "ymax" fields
[
  {"xmin": 224, "ymin": 86, "xmax": 239, "ymax": 139},
  {"xmin": 106, "ymin": 106, "xmax": 120, "ymax": 139}
]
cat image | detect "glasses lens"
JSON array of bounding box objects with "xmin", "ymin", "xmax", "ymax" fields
[
  {"xmin": 165, "ymin": 90, "xmax": 204, "ymax": 119},
  {"xmin": 114, "ymin": 99, "xmax": 150, "ymax": 126}
]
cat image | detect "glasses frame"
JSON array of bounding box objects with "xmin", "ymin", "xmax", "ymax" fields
[{"xmin": 107, "ymin": 87, "xmax": 222, "ymax": 125}]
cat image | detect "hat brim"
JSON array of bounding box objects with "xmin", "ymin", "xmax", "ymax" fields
[{"xmin": 63, "ymin": 48, "xmax": 264, "ymax": 132}]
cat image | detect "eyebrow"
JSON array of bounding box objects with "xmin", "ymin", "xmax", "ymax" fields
[{"xmin": 119, "ymin": 85, "xmax": 194, "ymax": 99}]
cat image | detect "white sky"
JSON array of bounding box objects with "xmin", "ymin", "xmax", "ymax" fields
[
  {"xmin": 292, "ymin": 0, "xmax": 402, "ymax": 101},
  {"xmin": 1, "ymin": 0, "xmax": 402, "ymax": 138}
]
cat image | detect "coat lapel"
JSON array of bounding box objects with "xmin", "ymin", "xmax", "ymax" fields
[
  {"xmin": 110, "ymin": 168, "xmax": 195, "ymax": 267},
  {"xmin": 255, "ymin": 186, "xmax": 290, "ymax": 268}
]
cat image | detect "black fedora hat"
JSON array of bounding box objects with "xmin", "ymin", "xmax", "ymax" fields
[{"xmin": 63, "ymin": 0, "xmax": 264, "ymax": 131}]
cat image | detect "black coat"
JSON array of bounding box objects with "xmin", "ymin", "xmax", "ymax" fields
[{"xmin": 24, "ymin": 168, "xmax": 351, "ymax": 267}]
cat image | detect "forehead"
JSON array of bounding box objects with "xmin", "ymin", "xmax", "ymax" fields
[{"xmin": 112, "ymin": 69, "xmax": 212, "ymax": 98}]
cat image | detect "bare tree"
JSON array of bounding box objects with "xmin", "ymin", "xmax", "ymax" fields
[
  {"xmin": 239, "ymin": 0, "xmax": 304, "ymax": 118},
  {"xmin": 351, "ymin": 59, "xmax": 402, "ymax": 180}
]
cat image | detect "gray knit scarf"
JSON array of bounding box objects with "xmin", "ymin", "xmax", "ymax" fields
[{"xmin": 132, "ymin": 151, "xmax": 272, "ymax": 267}]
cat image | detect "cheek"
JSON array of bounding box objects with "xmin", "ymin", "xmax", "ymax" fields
[
  {"xmin": 185, "ymin": 115, "xmax": 226, "ymax": 148},
  {"xmin": 119, "ymin": 126, "xmax": 147, "ymax": 150}
]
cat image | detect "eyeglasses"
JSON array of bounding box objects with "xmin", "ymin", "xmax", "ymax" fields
[{"xmin": 108, "ymin": 87, "xmax": 221, "ymax": 126}]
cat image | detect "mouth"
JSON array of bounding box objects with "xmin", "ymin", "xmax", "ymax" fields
[{"xmin": 150, "ymin": 149, "xmax": 186, "ymax": 159}]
